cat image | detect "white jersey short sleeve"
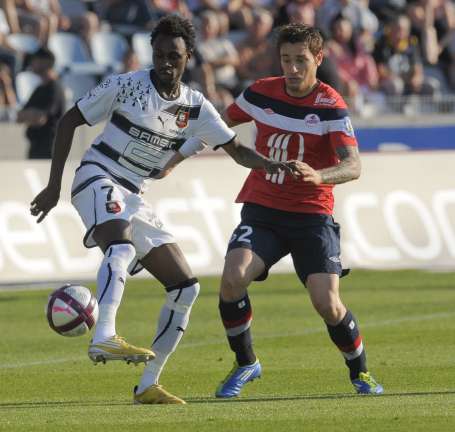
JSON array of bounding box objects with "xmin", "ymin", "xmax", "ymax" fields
[
  {"xmin": 77, "ymin": 75, "xmax": 121, "ymax": 126},
  {"xmin": 192, "ymin": 99, "xmax": 235, "ymax": 148}
]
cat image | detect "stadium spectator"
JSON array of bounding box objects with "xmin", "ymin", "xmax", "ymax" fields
[
  {"xmin": 316, "ymin": 0, "xmax": 379, "ymax": 37},
  {"xmin": 0, "ymin": 6, "xmax": 20, "ymax": 74},
  {"xmin": 373, "ymin": 14, "xmax": 440, "ymax": 95},
  {"xmin": 369, "ymin": 0, "xmax": 406, "ymax": 22},
  {"xmin": 275, "ymin": 0, "xmax": 317, "ymax": 27},
  {"xmin": 58, "ymin": 0, "xmax": 99, "ymax": 48},
  {"xmin": 97, "ymin": 0, "xmax": 156, "ymax": 34},
  {"xmin": 149, "ymin": 0, "xmax": 192, "ymax": 19},
  {"xmin": 407, "ymin": 0, "xmax": 440, "ymax": 65},
  {"xmin": 213, "ymin": 23, "xmax": 384, "ymax": 399},
  {"xmin": 0, "ymin": 62, "xmax": 15, "ymax": 115},
  {"xmin": 1, "ymin": 0, "xmax": 20, "ymax": 33},
  {"xmin": 16, "ymin": 47, "xmax": 64, "ymax": 158},
  {"xmin": 236, "ymin": 8, "xmax": 278, "ymax": 84},
  {"xmin": 223, "ymin": 0, "xmax": 254, "ymax": 30},
  {"xmin": 29, "ymin": 15, "xmax": 287, "ymax": 405},
  {"xmin": 187, "ymin": 0, "xmax": 255, "ymax": 31},
  {"xmin": 122, "ymin": 47, "xmax": 140, "ymax": 72},
  {"xmin": 432, "ymin": 0, "xmax": 455, "ymax": 89},
  {"xmin": 197, "ymin": 10, "xmax": 240, "ymax": 93},
  {"xmin": 15, "ymin": 0, "xmax": 62, "ymax": 44},
  {"xmin": 326, "ymin": 15, "xmax": 379, "ymax": 109}
]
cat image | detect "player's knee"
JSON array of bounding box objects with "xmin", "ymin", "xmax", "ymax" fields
[
  {"xmin": 314, "ymin": 301, "xmax": 344, "ymax": 324},
  {"xmin": 221, "ymin": 266, "xmax": 250, "ymax": 293},
  {"xmin": 100, "ymin": 242, "xmax": 136, "ymax": 273},
  {"xmin": 165, "ymin": 278, "xmax": 200, "ymax": 313}
]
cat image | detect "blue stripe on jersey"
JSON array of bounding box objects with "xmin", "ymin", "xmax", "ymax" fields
[{"xmin": 243, "ymin": 87, "xmax": 349, "ymax": 121}]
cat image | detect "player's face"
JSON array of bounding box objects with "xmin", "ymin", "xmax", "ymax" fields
[
  {"xmin": 152, "ymin": 34, "xmax": 190, "ymax": 86},
  {"xmin": 280, "ymin": 42, "xmax": 323, "ymax": 96}
]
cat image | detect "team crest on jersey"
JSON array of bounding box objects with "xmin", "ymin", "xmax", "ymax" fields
[
  {"xmin": 304, "ymin": 113, "xmax": 320, "ymax": 126},
  {"xmin": 175, "ymin": 108, "xmax": 190, "ymax": 128},
  {"xmin": 106, "ymin": 201, "xmax": 122, "ymax": 214}
]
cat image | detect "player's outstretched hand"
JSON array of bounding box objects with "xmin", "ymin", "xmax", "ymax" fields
[
  {"xmin": 287, "ymin": 160, "xmax": 323, "ymax": 185},
  {"xmin": 30, "ymin": 185, "xmax": 60, "ymax": 223},
  {"xmin": 264, "ymin": 160, "xmax": 295, "ymax": 176}
]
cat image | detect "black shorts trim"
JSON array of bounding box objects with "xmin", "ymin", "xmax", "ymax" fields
[
  {"xmin": 165, "ymin": 277, "xmax": 199, "ymax": 292},
  {"xmin": 82, "ymin": 188, "xmax": 97, "ymax": 248},
  {"xmin": 71, "ymin": 175, "xmax": 107, "ymax": 198}
]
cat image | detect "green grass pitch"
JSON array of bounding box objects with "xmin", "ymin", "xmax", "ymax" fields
[{"xmin": 1, "ymin": 270, "xmax": 455, "ymax": 431}]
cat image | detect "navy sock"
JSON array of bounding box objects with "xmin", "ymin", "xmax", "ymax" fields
[
  {"xmin": 326, "ymin": 310, "xmax": 367, "ymax": 380},
  {"xmin": 219, "ymin": 295, "xmax": 256, "ymax": 366}
]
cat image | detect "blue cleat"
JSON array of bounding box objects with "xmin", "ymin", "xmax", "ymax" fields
[
  {"xmin": 216, "ymin": 360, "xmax": 262, "ymax": 398},
  {"xmin": 352, "ymin": 372, "xmax": 384, "ymax": 395}
]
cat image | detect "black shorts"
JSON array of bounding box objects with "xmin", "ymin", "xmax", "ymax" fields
[{"xmin": 227, "ymin": 203, "xmax": 343, "ymax": 283}]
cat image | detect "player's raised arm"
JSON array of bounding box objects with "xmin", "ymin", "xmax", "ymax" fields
[{"xmin": 30, "ymin": 106, "xmax": 86, "ymax": 222}]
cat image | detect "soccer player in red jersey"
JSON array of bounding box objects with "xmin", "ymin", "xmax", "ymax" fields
[{"xmin": 215, "ymin": 24, "xmax": 384, "ymax": 397}]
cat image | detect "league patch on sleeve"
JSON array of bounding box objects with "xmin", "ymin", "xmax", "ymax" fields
[{"xmin": 343, "ymin": 117, "xmax": 355, "ymax": 137}]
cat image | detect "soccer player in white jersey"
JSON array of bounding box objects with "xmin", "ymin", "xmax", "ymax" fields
[{"xmin": 30, "ymin": 15, "xmax": 289, "ymax": 404}]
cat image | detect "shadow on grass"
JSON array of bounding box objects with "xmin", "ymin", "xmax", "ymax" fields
[
  {"xmin": 2, "ymin": 390, "xmax": 455, "ymax": 409},
  {"xmin": 0, "ymin": 296, "xmax": 19, "ymax": 302},
  {"xmin": 187, "ymin": 389, "xmax": 455, "ymax": 404}
]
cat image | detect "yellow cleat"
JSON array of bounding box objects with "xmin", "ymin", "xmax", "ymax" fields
[
  {"xmin": 133, "ymin": 384, "xmax": 186, "ymax": 405},
  {"xmin": 88, "ymin": 335, "xmax": 155, "ymax": 365}
]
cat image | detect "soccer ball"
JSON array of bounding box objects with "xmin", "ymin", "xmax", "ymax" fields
[{"xmin": 46, "ymin": 284, "xmax": 99, "ymax": 337}]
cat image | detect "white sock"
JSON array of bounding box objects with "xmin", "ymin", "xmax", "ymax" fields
[
  {"xmin": 136, "ymin": 352, "xmax": 169, "ymax": 393},
  {"xmin": 92, "ymin": 242, "xmax": 136, "ymax": 344},
  {"xmin": 137, "ymin": 281, "xmax": 200, "ymax": 391}
]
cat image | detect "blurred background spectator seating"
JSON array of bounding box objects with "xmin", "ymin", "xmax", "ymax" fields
[{"xmin": 1, "ymin": 0, "xmax": 455, "ymax": 127}]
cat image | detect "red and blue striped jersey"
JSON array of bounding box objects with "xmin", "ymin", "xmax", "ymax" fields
[{"xmin": 227, "ymin": 77, "xmax": 358, "ymax": 214}]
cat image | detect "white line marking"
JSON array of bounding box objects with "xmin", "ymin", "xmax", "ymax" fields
[
  {"xmin": 0, "ymin": 356, "xmax": 87, "ymax": 369},
  {"xmin": 1, "ymin": 312, "xmax": 453, "ymax": 370}
]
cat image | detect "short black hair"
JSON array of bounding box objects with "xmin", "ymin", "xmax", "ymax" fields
[
  {"xmin": 150, "ymin": 15, "xmax": 196, "ymax": 54},
  {"xmin": 276, "ymin": 24, "xmax": 324, "ymax": 56},
  {"xmin": 33, "ymin": 47, "xmax": 56, "ymax": 65}
]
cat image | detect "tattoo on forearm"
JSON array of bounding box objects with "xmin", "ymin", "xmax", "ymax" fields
[
  {"xmin": 235, "ymin": 145, "xmax": 267, "ymax": 168},
  {"xmin": 320, "ymin": 146, "xmax": 361, "ymax": 184}
]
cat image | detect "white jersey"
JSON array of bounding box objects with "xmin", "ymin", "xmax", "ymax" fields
[{"xmin": 75, "ymin": 69, "xmax": 235, "ymax": 192}]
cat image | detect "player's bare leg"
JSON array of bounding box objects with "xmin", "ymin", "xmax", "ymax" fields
[
  {"xmin": 306, "ymin": 273, "xmax": 383, "ymax": 394},
  {"xmin": 216, "ymin": 248, "xmax": 264, "ymax": 398},
  {"xmin": 88, "ymin": 219, "xmax": 155, "ymax": 365},
  {"xmin": 134, "ymin": 243, "xmax": 199, "ymax": 404}
]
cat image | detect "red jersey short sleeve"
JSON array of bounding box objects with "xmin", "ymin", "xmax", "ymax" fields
[
  {"xmin": 232, "ymin": 77, "xmax": 358, "ymax": 215},
  {"xmin": 226, "ymin": 101, "xmax": 253, "ymax": 123}
]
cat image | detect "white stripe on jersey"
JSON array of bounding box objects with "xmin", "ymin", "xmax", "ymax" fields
[{"xmin": 236, "ymin": 92, "xmax": 353, "ymax": 136}]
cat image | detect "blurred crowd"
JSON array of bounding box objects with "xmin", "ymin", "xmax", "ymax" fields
[{"xmin": 1, "ymin": 0, "xmax": 455, "ymax": 120}]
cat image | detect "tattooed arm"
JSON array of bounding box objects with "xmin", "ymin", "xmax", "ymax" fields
[{"xmin": 288, "ymin": 145, "xmax": 361, "ymax": 185}]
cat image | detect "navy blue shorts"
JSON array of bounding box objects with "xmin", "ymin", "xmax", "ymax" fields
[{"xmin": 227, "ymin": 203, "xmax": 343, "ymax": 283}]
